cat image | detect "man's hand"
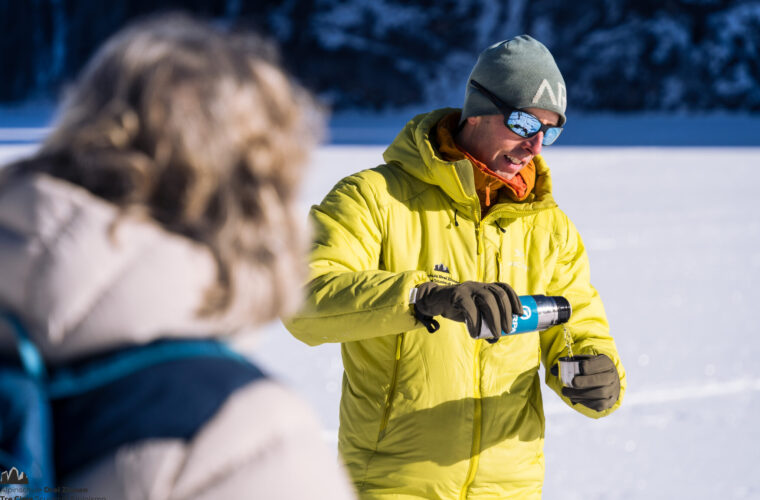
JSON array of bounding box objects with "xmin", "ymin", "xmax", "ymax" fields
[
  {"xmin": 413, "ymin": 281, "xmax": 522, "ymax": 343},
  {"xmin": 552, "ymin": 354, "xmax": 620, "ymax": 411}
]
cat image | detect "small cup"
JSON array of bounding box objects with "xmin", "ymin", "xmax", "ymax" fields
[{"xmin": 558, "ymin": 355, "xmax": 592, "ymax": 388}]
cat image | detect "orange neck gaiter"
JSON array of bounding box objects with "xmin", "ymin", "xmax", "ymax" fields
[{"xmin": 434, "ymin": 112, "xmax": 535, "ymax": 214}]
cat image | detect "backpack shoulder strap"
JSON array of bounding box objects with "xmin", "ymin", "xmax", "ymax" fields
[{"xmin": 0, "ymin": 310, "xmax": 47, "ymax": 380}]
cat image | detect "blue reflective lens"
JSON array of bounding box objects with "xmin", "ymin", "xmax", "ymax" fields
[
  {"xmin": 542, "ymin": 126, "xmax": 562, "ymax": 145},
  {"xmin": 507, "ymin": 111, "xmax": 541, "ymax": 137}
]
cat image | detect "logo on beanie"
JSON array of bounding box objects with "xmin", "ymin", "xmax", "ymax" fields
[{"xmin": 532, "ymin": 79, "xmax": 566, "ymax": 110}]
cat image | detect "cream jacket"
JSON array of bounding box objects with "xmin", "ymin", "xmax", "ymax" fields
[{"xmin": 0, "ymin": 172, "xmax": 355, "ymax": 500}]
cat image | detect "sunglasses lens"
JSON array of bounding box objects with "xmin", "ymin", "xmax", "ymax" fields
[
  {"xmin": 506, "ymin": 111, "xmax": 541, "ymax": 138},
  {"xmin": 542, "ymin": 127, "xmax": 562, "ymax": 146}
]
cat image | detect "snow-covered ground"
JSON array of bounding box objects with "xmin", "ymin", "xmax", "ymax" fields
[{"xmin": 2, "ymin": 108, "xmax": 760, "ymax": 499}]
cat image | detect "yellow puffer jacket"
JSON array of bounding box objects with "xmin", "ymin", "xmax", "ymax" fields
[{"xmin": 285, "ymin": 108, "xmax": 626, "ymax": 499}]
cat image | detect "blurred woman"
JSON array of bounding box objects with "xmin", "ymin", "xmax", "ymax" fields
[{"xmin": 0, "ymin": 13, "xmax": 355, "ymax": 499}]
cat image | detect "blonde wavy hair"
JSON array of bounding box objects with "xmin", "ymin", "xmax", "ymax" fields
[{"xmin": 6, "ymin": 13, "xmax": 321, "ymax": 319}]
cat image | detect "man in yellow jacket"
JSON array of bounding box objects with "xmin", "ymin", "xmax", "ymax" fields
[{"xmin": 285, "ymin": 35, "xmax": 626, "ymax": 499}]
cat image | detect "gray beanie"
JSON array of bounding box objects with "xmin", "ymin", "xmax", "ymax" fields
[{"xmin": 461, "ymin": 35, "xmax": 567, "ymax": 126}]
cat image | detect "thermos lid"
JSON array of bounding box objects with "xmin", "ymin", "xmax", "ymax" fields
[{"xmin": 555, "ymin": 296, "xmax": 572, "ymax": 324}]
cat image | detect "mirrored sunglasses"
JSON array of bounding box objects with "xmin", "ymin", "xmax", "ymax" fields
[{"xmin": 469, "ymin": 79, "xmax": 563, "ymax": 146}]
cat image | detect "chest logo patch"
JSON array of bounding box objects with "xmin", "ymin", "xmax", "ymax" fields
[{"xmin": 429, "ymin": 263, "xmax": 459, "ymax": 286}]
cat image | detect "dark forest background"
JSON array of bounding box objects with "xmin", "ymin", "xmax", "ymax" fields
[{"xmin": 2, "ymin": 0, "xmax": 759, "ymax": 113}]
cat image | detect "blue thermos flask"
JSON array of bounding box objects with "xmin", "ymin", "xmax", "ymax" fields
[{"xmin": 480, "ymin": 295, "xmax": 572, "ymax": 337}]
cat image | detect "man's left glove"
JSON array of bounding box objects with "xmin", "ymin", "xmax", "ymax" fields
[{"xmin": 551, "ymin": 354, "xmax": 620, "ymax": 411}]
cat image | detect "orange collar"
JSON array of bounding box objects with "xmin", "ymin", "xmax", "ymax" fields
[{"xmin": 434, "ymin": 112, "xmax": 535, "ymax": 212}]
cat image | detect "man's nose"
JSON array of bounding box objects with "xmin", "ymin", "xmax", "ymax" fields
[{"xmin": 525, "ymin": 132, "xmax": 543, "ymax": 155}]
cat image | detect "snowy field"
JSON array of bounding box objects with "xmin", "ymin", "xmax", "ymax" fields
[
  {"xmin": 258, "ymin": 145, "xmax": 760, "ymax": 500},
  {"xmin": 2, "ymin": 110, "xmax": 760, "ymax": 499}
]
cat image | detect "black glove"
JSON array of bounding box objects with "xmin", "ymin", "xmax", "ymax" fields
[
  {"xmin": 551, "ymin": 354, "xmax": 620, "ymax": 411},
  {"xmin": 413, "ymin": 281, "xmax": 522, "ymax": 343}
]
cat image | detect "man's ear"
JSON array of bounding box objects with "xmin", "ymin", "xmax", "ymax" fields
[{"xmin": 456, "ymin": 115, "xmax": 481, "ymax": 144}]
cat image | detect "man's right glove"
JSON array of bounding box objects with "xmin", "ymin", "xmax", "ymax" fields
[{"xmin": 413, "ymin": 281, "xmax": 522, "ymax": 343}]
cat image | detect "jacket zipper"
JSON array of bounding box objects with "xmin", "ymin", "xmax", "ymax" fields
[
  {"xmin": 474, "ymin": 209, "xmax": 482, "ymax": 255},
  {"xmin": 496, "ymin": 249, "xmax": 502, "ymax": 280},
  {"xmin": 377, "ymin": 333, "xmax": 404, "ymax": 441},
  {"xmin": 459, "ymin": 219, "xmax": 486, "ymax": 498}
]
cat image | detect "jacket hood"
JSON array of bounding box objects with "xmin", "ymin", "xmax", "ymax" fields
[
  {"xmin": 382, "ymin": 108, "xmax": 557, "ymax": 218},
  {"xmin": 0, "ymin": 173, "xmax": 270, "ymax": 363}
]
